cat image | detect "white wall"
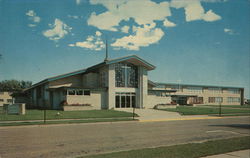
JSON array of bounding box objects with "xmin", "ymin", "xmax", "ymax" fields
[
  {"xmin": 66, "ymin": 91, "xmax": 105, "ymax": 109},
  {"xmin": 147, "ymin": 95, "xmax": 172, "ymax": 108}
]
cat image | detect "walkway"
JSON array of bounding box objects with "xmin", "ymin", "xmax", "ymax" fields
[{"xmin": 117, "ymin": 108, "xmax": 218, "ymax": 121}]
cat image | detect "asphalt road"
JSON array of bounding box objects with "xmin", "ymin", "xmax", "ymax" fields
[{"xmin": 0, "ymin": 117, "xmax": 249, "ymax": 158}]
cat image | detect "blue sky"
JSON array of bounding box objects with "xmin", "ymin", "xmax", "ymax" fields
[{"xmin": 0, "ymin": 0, "xmax": 249, "ymax": 98}]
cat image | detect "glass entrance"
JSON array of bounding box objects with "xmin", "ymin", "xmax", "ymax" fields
[{"xmin": 115, "ymin": 92, "xmax": 136, "ymax": 108}]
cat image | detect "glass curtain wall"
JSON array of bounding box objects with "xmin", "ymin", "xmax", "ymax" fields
[{"xmin": 115, "ymin": 63, "xmax": 138, "ymax": 88}]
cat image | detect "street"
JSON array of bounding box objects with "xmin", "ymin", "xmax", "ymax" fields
[{"xmin": 0, "ymin": 117, "xmax": 250, "ymax": 158}]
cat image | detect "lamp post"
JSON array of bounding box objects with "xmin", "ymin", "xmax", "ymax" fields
[
  {"xmin": 133, "ymin": 105, "xmax": 135, "ymax": 120},
  {"xmin": 43, "ymin": 107, "xmax": 47, "ymax": 124},
  {"xmin": 219, "ymin": 100, "xmax": 222, "ymax": 117}
]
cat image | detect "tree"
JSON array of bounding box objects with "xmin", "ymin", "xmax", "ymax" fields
[{"xmin": 0, "ymin": 80, "xmax": 32, "ymax": 91}]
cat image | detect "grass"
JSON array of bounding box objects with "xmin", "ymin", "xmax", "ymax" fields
[
  {"xmin": 161, "ymin": 106, "xmax": 250, "ymax": 115},
  {"xmin": 203, "ymin": 105, "xmax": 250, "ymax": 109},
  {"xmin": 0, "ymin": 108, "xmax": 138, "ymax": 121},
  {"xmin": 0, "ymin": 118, "xmax": 135, "ymax": 126},
  {"xmin": 80, "ymin": 136, "xmax": 250, "ymax": 158}
]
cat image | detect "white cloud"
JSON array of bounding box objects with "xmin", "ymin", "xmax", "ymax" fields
[
  {"xmin": 69, "ymin": 32, "xmax": 105, "ymax": 51},
  {"xmin": 170, "ymin": 0, "xmax": 221, "ymax": 22},
  {"xmin": 28, "ymin": 24, "xmax": 36, "ymax": 27},
  {"xmin": 163, "ymin": 18, "xmax": 176, "ymax": 27},
  {"xmin": 26, "ymin": 10, "xmax": 35, "ymax": 17},
  {"xmin": 68, "ymin": 15, "xmax": 80, "ymax": 19},
  {"xmin": 121, "ymin": 25, "xmax": 130, "ymax": 33},
  {"xmin": 26, "ymin": 10, "xmax": 41, "ymax": 27},
  {"xmin": 76, "ymin": 0, "xmax": 81, "ymax": 5},
  {"xmin": 111, "ymin": 23, "xmax": 164, "ymax": 51},
  {"xmin": 201, "ymin": 0, "xmax": 228, "ymax": 2},
  {"xmin": 43, "ymin": 19, "xmax": 72, "ymax": 41},
  {"xmin": 95, "ymin": 31, "xmax": 102, "ymax": 36},
  {"xmin": 224, "ymin": 28, "xmax": 235, "ymax": 35},
  {"xmin": 87, "ymin": 0, "xmax": 222, "ymax": 50},
  {"xmin": 203, "ymin": 10, "xmax": 221, "ymax": 21},
  {"xmin": 88, "ymin": 0, "xmax": 171, "ymax": 31}
]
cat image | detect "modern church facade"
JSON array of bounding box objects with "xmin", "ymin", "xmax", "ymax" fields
[{"xmin": 25, "ymin": 55, "xmax": 244, "ymax": 110}]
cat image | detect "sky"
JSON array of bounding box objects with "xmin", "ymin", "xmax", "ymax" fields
[{"xmin": 0, "ymin": 0, "xmax": 249, "ymax": 98}]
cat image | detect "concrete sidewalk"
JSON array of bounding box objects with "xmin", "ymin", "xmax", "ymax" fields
[
  {"xmin": 201, "ymin": 149, "xmax": 250, "ymax": 158},
  {"xmin": 117, "ymin": 108, "xmax": 221, "ymax": 121}
]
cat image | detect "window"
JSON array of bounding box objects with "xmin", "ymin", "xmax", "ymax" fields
[
  {"xmin": 76, "ymin": 90, "xmax": 83, "ymax": 95},
  {"xmin": 189, "ymin": 97, "xmax": 203, "ymax": 104},
  {"xmin": 63, "ymin": 90, "xmax": 67, "ymax": 95},
  {"xmin": 37, "ymin": 87, "xmax": 42, "ymax": 98},
  {"xmin": 187, "ymin": 87, "xmax": 203, "ymax": 93},
  {"xmin": 0, "ymin": 99, "xmax": 4, "ymax": 102},
  {"xmin": 7, "ymin": 99, "xmax": 12, "ymax": 103},
  {"xmin": 228, "ymin": 89, "xmax": 240, "ymax": 94},
  {"xmin": 215, "ymin": 97, "xmax": 223, "ymax": 103},
  {"xmin": 156, "ymin": 85, "xmax": 165, "ymax": 89},
  {"xmin": 100, "ymin": 71, "xmax": 108, "ymax": 87},
  {"xmin": 208, "ymin": 88, "xmax": 222, "ymax": 93},
  {"xmin": 227, "ymin": 97, "xmax": 240, "ymax": 103},
  {"xmin": 209, "ymin": 97, "xmax": 223, "ymax": 103},
  {"xmin": 84, "ymin": 90, "xmax": 90, "ymax": 96},
  {"xmin": 68, "ymin": 90, "xmax": 75, "ymax": 95},
  {"xmin": 115, "ymin": 63, "xmax": 138, "ymax": 88}
]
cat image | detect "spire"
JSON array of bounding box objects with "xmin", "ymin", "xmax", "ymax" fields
[{"xmin": 104, "ymin": 37, "xmax": 108, "ymax": 62}]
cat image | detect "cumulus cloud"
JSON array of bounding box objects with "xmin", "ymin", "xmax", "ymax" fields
[
  {"xmin": 43, "ymin": 19, "xmax": 72, "ymax": 41},
  {"xmin": 26, "ymin": 10, "xmax": 41, "ymax": 27},
  {"xmin": 87, "ymin": 0, "xmax": 222, "ymax": 50},
  {"xmin": 111, "ymin": 23, "xmax": 164, "ymax": 51},
  {"xmin": 69, "ymin": 31, "xmax": 105, "ymax": 51},
  {"xmin": 121, "ymin": 25, "xmax": 130, "ymax": 33},
  {"xmin": 95, "ymin": 31, "xmax": 102, "ymax": 36},
  {"xmin": 163, "ymin": 18, "xmax": 176, "ymax": 27},
  {"xmin": 170, "ymin": 0, "xmax": 221, "ymax": 22},
  {"xmin": 87, "ymin": 0, "xmax": 170, "ymax": 50},
  {"xmin": 88, "ymin": 0, "xmax": 171, "ymax": 31}
]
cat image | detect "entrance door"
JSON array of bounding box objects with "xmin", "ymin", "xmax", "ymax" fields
[{"xmin": 115, "ymin": 93, "xmax": 136, "ymax": 108}]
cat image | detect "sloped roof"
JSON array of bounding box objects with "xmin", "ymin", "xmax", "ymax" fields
[
  {"xmin": 106, "ymin": 55, "xmax": 155, "ymax": 70},
  {"xmin": 26, "ymin": 55, "xmax": 155, "ymax": 90}
]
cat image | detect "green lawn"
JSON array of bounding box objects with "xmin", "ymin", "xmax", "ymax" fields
[
  {"xmin": 80, "ymin": 136, "xmax": 250, "ymax": 158},
  {"xmin": 203, "ymin": 105, "xmax": 250, "ymax": 109},
  {"xmin": 0, "ymin": 109, "xmax": 138, "ymax": 121},
  {"xmin": 161, "ymin": 106, "xmax": 250, "ymax": 115}
]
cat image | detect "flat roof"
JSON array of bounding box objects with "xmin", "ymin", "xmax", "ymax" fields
[{"xmin": 155, "ymin": 82, "xmax": 244, "ymax": 89}]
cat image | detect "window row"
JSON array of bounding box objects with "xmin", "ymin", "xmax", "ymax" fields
[
  {"xmin": 156, "ymin": 86, "xmax": 241, "ymax": 95},
  {"xmin": 227, "ymin": 97, "xmax": 241, "ymax": 103},
  {"xmin": 0, "ymin": 99, "xmax": 12, "ymax": 103},
  {"xmin": 208, "ymin": 97, "xmax": 241, "ymax": 103},
  {"xmin": 187, "ymin": 87, "xmax": 203, "ymax": 93},
  {"xmin": 66, "ymin": 89, "xmax": 90, "ymax": 96},
  {"xmin": 208, "ymin": 97, "xmax": 223, "ymax": 103}
]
